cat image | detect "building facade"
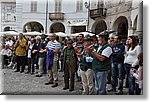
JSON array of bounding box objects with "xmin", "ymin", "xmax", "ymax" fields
[
  {"xmin": 15, "ymin": 0, "xmax": 89, "ymax": 34},
  {"xmin": 89, "ymin": 0, "xmax": 143, "ymax": 39},
  {"xmin": 0, "ymin": 0, "xmax": 16, "ymax": 32},
  {"xmin": 1, "ymin": 0, "xmax": 142, "ymax": 38}
]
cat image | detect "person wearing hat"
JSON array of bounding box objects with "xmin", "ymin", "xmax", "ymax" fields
[
  {"xmin": 79, "ymin": 36, "xmax": 95, "ymax": 95},
  {"xmin": 86, "ymin": 32, "xmax": 112, "ymax": 95},
  {"xmin": 62, "ymin": 39, "xmax": 77, "ymax": 92}
]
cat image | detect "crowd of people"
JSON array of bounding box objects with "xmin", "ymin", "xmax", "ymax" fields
[{"xmin": 1, "ymin": 31, "xmax": 143, "ymax": 95}]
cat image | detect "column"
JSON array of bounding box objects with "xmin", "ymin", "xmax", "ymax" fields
[
  {"xmin": 136, "ymin": 1, "xmax": 143, "ymax": 38},
  {"xmin": 0, "ymin": 3, "xmax": 1, "ymax": 32}
]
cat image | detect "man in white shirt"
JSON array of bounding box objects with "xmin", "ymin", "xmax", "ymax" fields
[
  {"xmin": 44, "ymin": 33, "xmax": 61, "ymax": 88},
  {"xmin": 86, "ymin": 32, "xmax": 112, "ymax": 95}
]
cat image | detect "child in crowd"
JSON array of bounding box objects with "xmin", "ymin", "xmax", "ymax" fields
[{"xmin": 130, "ymin": 52, "xmax": 143, "ymax": 95}]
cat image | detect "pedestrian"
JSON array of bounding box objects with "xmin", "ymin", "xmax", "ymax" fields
[
  {"xmin": 30, "ymin": 36, "xmax": 40, "ymax": 74},
  {"xmin": 130, "ymin": 52, "xmax": 143, "ymax": 95},
  {"xmin": 35, "ymin": 36, "xmax": 46, "ymax": 77},
  {"xmin": 7, "ymin": 37, "xmax": 17, "ymax": 69},
  {"xmin": 0, "ymin": 44, "xmax": 13, "ymax": 67},
  {"xmin": 62, "ymin": 39, "xmax": 77, "ymax": 92},
  {"xmin": 106, "ymin": 36, "xmax": 114, "ymax": 92},
  {"xmin": 111, "ymin": 35, "xmax": 125, "ymax": 95},
  {"xmin": 124, "ymin": 35, "xmax": 142, "ymax": 95},
  {"xmin": 79, "ymin": 36, "xmax": 95, "ymax": 95},
  {"xmin": 26, "ymin": 38, "xmax": 35, "ymax": 74},
  {"xmin": 13, "ymin": 33, "xmax": 27, "ymax": 73},
  {"xmin": 75, "ymin": 34, "xmax": 84, "ymax": 82},
  {"xmin": 86, "ymin": 32, "xmax": 112, "ymax": 95},
  {"xmin": 44, "ymin": 33, "xmax": 61, "ymax": 88},
  {"xmin": 92, "ymin": 36, "xmax": 99, "ymax": 50}
]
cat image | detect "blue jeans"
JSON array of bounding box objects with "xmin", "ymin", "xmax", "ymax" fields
[
  {"xmin": 124, "ymin": 63, "xmax": 135, "ymax": 95},
  {"xmin": 111, "ymin": 62, "xmax": 124, "ymax": 90},
  {"xmin": 94, "ymin": 71, "xmax": 108, "ymax": 95}
]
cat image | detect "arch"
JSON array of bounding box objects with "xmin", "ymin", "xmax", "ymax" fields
[
  {"xmin": 50, "ymin": 22, "xmax": 65, "ymax": 33},
  {"xmin": 23, "ymin": 21, "xmax": 44, "ymax": 33},
  {"xmin": 112, "ymin": 16, "xmax": 128, "ymax": 39},
  {"xmin": 91, "ymin": 19, "xmax": 107, "ymax": 34},
  {"xmin": 3, "ymin": 26, "xmax": 11, "ymax": 31}
]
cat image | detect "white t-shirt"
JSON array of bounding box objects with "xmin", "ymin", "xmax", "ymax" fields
[
  {"xmin": 0, "ymin": 48, "xmax": 12, "ymax": 56},
  {"xmin": 27, "ymin": 44, "xmax": 34, "ymax": 58},
  {"xmin": 124, "ymin": 45, "xmax": 141, "ymax": 66},
  {"xmin": 5, "ymin": 40, "xmax": 14, "ymax": 47},
  {"xmin": 97, "ymin": 45, "xmax": 112, "ymax": 58}
]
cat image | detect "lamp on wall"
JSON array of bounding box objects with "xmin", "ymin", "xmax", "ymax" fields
[{"xmin": 84, "ymin": 1, "xmax": 89, "ymax": 8}]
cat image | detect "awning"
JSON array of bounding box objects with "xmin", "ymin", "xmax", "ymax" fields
[
  {"xmin": 69, "ymin": 31, "xmax": 95, "ymax": 37},
  {"xmin": 0, "ymin": 31, "xmax": 19, "ymax": 36},
  {"xmin": 23, "ymin": 31, "xmax": 43, "ymax": 36},
  {"xmin": 46, "ymin": 32, "xmax": 69, "ymax": 37}
]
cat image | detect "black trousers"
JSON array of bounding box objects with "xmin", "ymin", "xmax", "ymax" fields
[
  {"xmin": 43, "ymin": 58, "xmax": 46, "ymax": 73},
  {"xmin": 16, "ymin": 56, "xmax": 26, "ymax": 72},
  {"xmin": 27, "ymin": 58, "xmax": 31, "ymax": 72},
  {"xmin": 135, "ymin": 83, "xmax": 141, "ymax": 95},
  {"xmin": 27, "ymin": 58, "xmax": 36, "ymax": 73},
  {"xmin": 3, "ymin": 55, "xmax": 9, "ymax": 66},
  {"xmin": 64, "ymin": 62, "xmax": 75, "ymax": 90}
]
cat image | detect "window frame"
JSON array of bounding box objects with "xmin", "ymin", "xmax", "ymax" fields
[{"xmin": 31, "ymin": 1, "xmax": 37, "ymax": 12}]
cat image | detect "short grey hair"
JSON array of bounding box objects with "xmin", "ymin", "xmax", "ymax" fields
[
  {"xmin": 35, "ymin": 36, "xmax": 41, "ymax": 40},
  {"xmin": 50, "ymin": 33, "xmax": 56, "ymax": 37}
]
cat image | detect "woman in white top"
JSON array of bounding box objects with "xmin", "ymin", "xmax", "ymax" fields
[{"xmin": 124, "ymin": 35, "xmax": 141, "ymax": 95}]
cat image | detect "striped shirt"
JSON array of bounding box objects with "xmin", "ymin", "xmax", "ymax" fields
[{"xmin": 46, "ymin": 40, "xmax": 61, "ymax": 61}]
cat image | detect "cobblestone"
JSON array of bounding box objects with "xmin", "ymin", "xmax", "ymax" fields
[{"xmin": 1, "ymin": 67, "xmax": 128, "ymax": 95}]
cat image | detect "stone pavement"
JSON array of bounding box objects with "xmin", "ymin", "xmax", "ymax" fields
[{"xmin": 1, "ymin": 67, "xmax": 128, "ymax": 95}]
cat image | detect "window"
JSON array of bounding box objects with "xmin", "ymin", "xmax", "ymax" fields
[
  {"xmin": 55, "ymin": 0, "xmax": 61, "ymax": 12},
  {"xmin": 97, "ymin": 0, "xmax": 104, "ymax": 8},
  {"xmin": 6, "ymin": 13, "xmax": 11, "ymax": 21},
  {"xmin": 119, "ymin": 0, "xmax": 126, "ymax": 4},
  {"xmin": 76, "ymin": 0, "xmax": 83, "ymax": 12},
  {"xmin": 31, "ymin": 1, "xmax": 37, "ymax": 12}
]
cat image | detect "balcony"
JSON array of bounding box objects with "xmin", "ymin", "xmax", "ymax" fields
[
  {"xmin": 49, "ymin": 12, "xmax": 64, "ymax": 20},
  {"xmin": 90, "ymin": 8, "xmax": 106, "ymax": 19}
]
